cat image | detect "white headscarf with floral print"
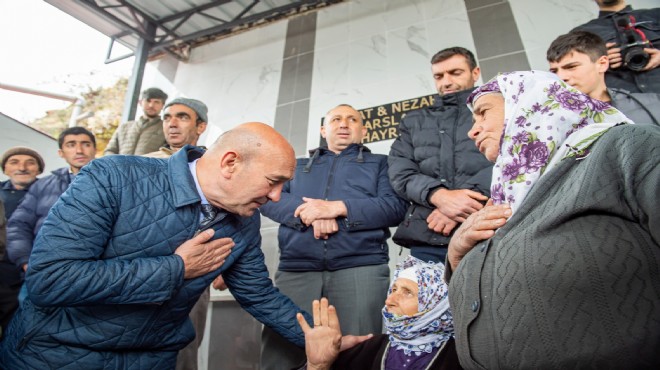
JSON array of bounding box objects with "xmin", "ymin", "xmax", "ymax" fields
[
  {"xmin": 382, "ymin": 256, "xmax": 453, "ymax": 356},
  {"xmin": 467, "ymin": 70, "xmax": 632, "ymax": 214}
]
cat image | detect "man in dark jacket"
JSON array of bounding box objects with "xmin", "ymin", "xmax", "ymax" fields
[
  {"xmin": 1, "ymin": 147, "xmax": 44, "ymax": 216},
  {"xmin": 388, "ymin": 47, "xmax": 493, "ymax": 263},
  {"xmin": 571, "ymin": 0, "xmax": 660, "ymax": 93},
  {"xmin": 547, "ymin": 31, "xmax": 659, "ymax": 125},
  {"xmin": 6, "ymin": 127, "xmax": 96, "ymax": 291},
  {"xmin": 0, "ymin": 199, "xmax": 5, "ymax": 333},
  {"xmin": 0, "ymin": 123, "xmax": 363, "ymax": 369},
  {"xmin": 260, "ymin": 104, "xmax": 408, "ymax": 370},
  {"xmin": 0, "ymin": 147, "xmax": 44, "ymax": 334}
]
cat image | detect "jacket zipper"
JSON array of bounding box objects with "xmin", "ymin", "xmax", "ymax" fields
[{"xmin": 321, "ymin": 154, "xmax": 339, "ymax": 268}]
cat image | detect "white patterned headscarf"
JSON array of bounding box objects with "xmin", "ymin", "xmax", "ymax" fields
[
  {"xmin": 467, "ymin": 70, "xmax": 632, "ymax": 214},
  {"xmin": 382, "ymin": 256, "xmax": 453, "ymax": 356}
]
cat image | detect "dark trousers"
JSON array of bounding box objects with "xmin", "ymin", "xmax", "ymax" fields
[{"xmin": 0, "ymin": 281, "xmax": 20, "ymax": 337}]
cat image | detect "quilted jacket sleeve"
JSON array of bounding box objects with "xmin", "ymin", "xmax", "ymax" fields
[
  {"xmin": 223, "ymin": 220, "xmax": 310, "ymax": 348},
  {"xmin": 25, "ymin": 160, "xmax": 185, "ymax": 307},
  {"xmin": 259, "ymin": 181, "xmax": 307, "ymax": 231},
  {"xmin": 6, "ymin": 182, "xmax": 42, "ymax": 269},
  {"xmin": 342, "ymin": 156, "xmax": 408, "ymax": 231},
  {"xmin": 388, "ymin": 116, "xmax": 444, "ymax": 208},
  {"xmin": 103, "ymin": 125, "xmax": 121, "ymax": 155}
]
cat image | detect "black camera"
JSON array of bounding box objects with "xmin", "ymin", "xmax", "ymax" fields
[{"xmin": 614, "ymin": 15, "xmax": 652, "ymax": 72}]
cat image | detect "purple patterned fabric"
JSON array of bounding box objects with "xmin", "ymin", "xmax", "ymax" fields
[
  {"xmin": 385, "ymin": 345, "xmax": 439, "ymax": 369},
  {"xmin": 467, "ymin": 71, "xmax": 632, "ymax": 214}
]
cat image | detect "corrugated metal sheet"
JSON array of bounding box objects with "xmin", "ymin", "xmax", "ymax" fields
[{"xmin": 45, "ymin": 0, "xmax": 343, "ymax": 61}]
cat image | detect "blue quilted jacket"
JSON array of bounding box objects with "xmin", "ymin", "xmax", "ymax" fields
[
  {"xmin": 0, "ymin": 147, "xmax": 308, "ymax": 369},
  {"xmin": 6, "ymin": 167, "xmax": 71, "ymax": 270}
]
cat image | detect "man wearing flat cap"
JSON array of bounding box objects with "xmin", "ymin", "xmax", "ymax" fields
[
  {"xmin": 145, "ymin": 98, "xmax": 209, "ymax": 159},
  {"xmin": 104, "ymin": 87, "xmax": 169, "ymax": 156},
  {"xmin": 0, "ymin": 147, "xmax": 44, "ymax": 335},
  {"xmin": 144, "ymin": 97, "xmax": 209, "ymax": 370}
]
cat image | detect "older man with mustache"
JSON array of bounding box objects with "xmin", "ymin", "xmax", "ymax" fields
[
  {"xmin": 0, "ymin": 146, "xmax": 44, "ymax": 335},
  {"xmin": 144, "ymin": 97, "xmax": 209, "ymax": 370}
]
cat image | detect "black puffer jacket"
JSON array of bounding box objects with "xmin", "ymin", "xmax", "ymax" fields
[
  {"xmin": 572, "ymin": 6, "xmax": 660, "ymax": 93},
  {"xmin": 388, "ymin": 89, "xmax": 492, "ymax": 247},
  {"xmin": 609, "ymin": 88, "xmax": 660, "ymax": 125}
]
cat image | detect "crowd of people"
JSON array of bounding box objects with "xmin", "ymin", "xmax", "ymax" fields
[{"xmin": 0, "ymin": 0, "xmax": 658, "ymax": 369}]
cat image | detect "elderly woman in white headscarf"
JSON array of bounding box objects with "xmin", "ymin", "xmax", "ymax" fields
[
  {"xmin": 446, "ymin": 70, "xmax": 660, "ymax": 369},
  {"xmin": 296, "ymin": 255, "xmax": 461, "ymax": 370}
]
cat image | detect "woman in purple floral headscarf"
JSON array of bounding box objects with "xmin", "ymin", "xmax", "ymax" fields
[
  {"xmin": 445, "ymin": 70, "xmax": 660, "ymax": 369},
  {"xmin": 466, "ymin": 70, "xmax": 631, "ymax": 214},
  {"xmin": 296, "ymin": 256, "xmax": 462, "ymax": 370}
]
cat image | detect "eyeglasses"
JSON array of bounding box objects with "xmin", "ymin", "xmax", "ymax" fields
[{"xmin": 163, "ymin": 112, "xmax": 192, "ymax": 123}]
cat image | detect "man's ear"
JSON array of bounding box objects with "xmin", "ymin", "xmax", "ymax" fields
[
  {"xmin": 596, "ymin": 54, "xmax": 609, "ymax": 73},
  {"xmin": 57, "ymin": 149, "xmax": 64, "ymax": 159},
  {"xmin": 471, "ymin": 66, "xmax": 481, "ymax": 82},
  {"xmin": 219, "ymin": 150, "xmax": 239, "ymax": 178},
  {"xmin": 197, "ymin": 121, "xmax": 208, "ymax": 135}
]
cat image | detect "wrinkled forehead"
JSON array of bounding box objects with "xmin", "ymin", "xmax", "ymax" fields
[
  {"xmin": 6, "ymin": 154, "xmax": 37, "ymax": 162},
  {"xmin": 164, "ymin": 104, "xmax": 196, "ymax": 116},
  {"xmin": 392, "ymin": 277, "xmax": 418, "ymax": 291},
  {"xmin": 471, "ymin": 93, "xmax": 505, "ymax": 115}
]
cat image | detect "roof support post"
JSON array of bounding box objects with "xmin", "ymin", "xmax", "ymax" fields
[{"xmin": 121, "ymin": 21, "xmax": 155, "ymax": 122}]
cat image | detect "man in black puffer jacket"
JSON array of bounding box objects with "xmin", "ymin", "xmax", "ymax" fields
[{"xmin": 388, "ymin": 47, "xmax": 492, "ymax": 263}]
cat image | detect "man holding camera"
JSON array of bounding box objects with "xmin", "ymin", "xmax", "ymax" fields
[
  {"xmin": 547, "ymin": 30, "xmax": 659, "ymax": 125},
  {"xmin": 571, "ymin": 0, "xmax": 659, "ymax": 93}
]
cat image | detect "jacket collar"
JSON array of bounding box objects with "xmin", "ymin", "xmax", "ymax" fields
[
  {"xmin": 53, "ymin": 167, "xmax": 71, "ymax": 177},
  {"xmin": 138, "ymin": 115, "xmax": 162, "ymax": 127},
  {"xmin": 52, "ymin": 166, "xmax": 73, "ymax": 184},
  {"xmin": 433, "ymin": 88, "xmax": 476, "ymax": 108},
  {"xmin": 1, "ymin": 179, "xmax": 33, "ymax": 191},
  {"xmin": 598, "ymin": 5, "xmax": 632, "ymax": 18},
  {"xmin": 307, "ymin": 143, "xmax": 371, "ymax": 157},
  {"xmin": 168, "ymin": 145, "xmax": 205, "ymax": 208},
  {"xmin": 303, "ymin": 144, "xmax": 369, "ymax": 173}
]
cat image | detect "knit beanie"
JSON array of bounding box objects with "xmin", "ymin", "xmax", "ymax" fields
[
  {"xmin": 165, "ymin": 98, "xmax": 209, "ymax": 123},
  {"xmin": 2, "ymin": 147, "xmax": 45, "ymax": 173}
]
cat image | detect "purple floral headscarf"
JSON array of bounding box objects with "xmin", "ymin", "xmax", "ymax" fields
[
  {"xmin": 382, "ymin": 256, "xmax": 453, "ymax": 356},
  {"xmin": 467, "ymin": 71, "xmax": 632, "ymax": 214}
]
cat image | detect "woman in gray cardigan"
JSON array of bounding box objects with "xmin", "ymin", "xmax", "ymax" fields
[{"xmin": 447, "ymin": 70, "xmax": 660, "ymax": 369}]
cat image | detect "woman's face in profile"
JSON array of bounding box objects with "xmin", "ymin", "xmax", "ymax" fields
[
  {"xmin": 385, "ymin": 278, "xmax": 419, "ymax": 316},
  {"xmin": 468, "ymin": 93, "xmax": 506, "ymax": 162}
]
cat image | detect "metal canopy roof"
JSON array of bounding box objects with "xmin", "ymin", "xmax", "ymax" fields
[{"xmin": 45, "ymin": 0, "xmax": 342, "ymax": 62}]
